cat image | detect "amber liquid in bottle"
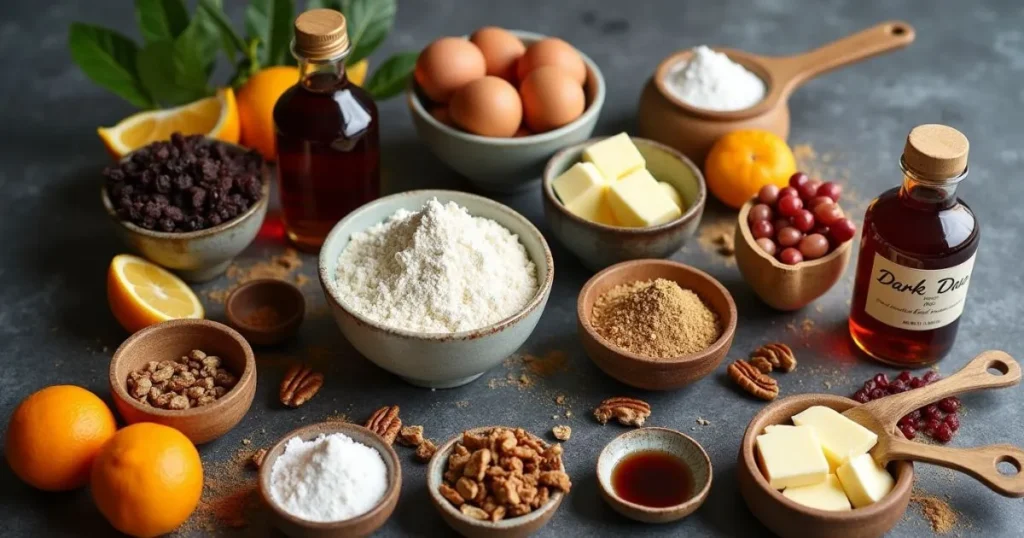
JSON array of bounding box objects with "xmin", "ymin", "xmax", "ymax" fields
[{"xmin": 274, "ymin": 58, "xmax": 380, "ymax": 251}]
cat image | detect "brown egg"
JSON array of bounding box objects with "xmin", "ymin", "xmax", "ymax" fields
[
  {"xmin": 516, "ymin": 38, "xmax": 587, "ymax": 85},
  {"xmin": 414, "ymin": 37, "xmax": 486, "ymax": 103},
  {"xmin": 449, "ymin": 76, "xmax": 523, "ymax": 137},
  {"xmin": 514, "ymin": 126, "xmax": 532, "ymax": 137},
  {"xmin": 519, "ymin": 66, "xmax": 585, "ymax": 132},
  {"xmin": 470, "ymin": 27, "xmax": 526, "ymax": 82},
  {"xmin": 430, "ymin": 106, "xmax": 453, "ymax": 126}
]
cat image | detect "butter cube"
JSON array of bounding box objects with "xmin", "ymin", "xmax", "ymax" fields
[
  {"xmin": 658, "ymin": 181, "xmax": 685, "ymax": 211},
  {"xmin": 552, "ymin": 162, "xmax": 611, "ymax": 224},
  {"xmin": 582, "ymin": 132, "xmax": 645, "ymax": 179},
  {"xmin": 836, "ymin": 453, "xmax": 895, "ymax": 508},
  {"xmin": 793, "ymin": 406, "xmax": 878, "ymax": 471},
  {"xmin": 756, "ymin": 425, "xmax": 830, "ymax": 490},
  {"xmin": 783, "ymin": 474, "xmax": 852, "ymax": 512},
  {"xmin": 606, "ymin": 169, "xmax": 682, "ymax": 227}
]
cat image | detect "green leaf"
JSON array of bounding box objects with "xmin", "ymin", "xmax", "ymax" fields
[
  {"xmin": 197, "ymin": 0, "xmax": 247, "ymax": 58},
  {"xmin": 68, "ymin": 23, "xmax": 155, "ymax": 108},
  {"xmin": 343, "ymin": 0, "xmax": 396, "ymax": 64},
  {"xmin": 364, "ymin": 51, "xmax": 416, "ymax": 100},
  {"xmin": 136, "ymin": 40, "xmax": 207, "ymax": 106},
  {"xmin": 305, "ymin": 0, "xmax": 341, "ymax": 10},
  {"xmin": 135, "ymin": 0, "xmax": 189, "ymax": 43},
  {"xmin": 246, "ymin": 0, "xmax": 295, "ymax": 66}
]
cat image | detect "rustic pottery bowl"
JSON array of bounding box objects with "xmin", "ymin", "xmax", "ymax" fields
[
  {"xmin": 734, "ymin": 198, "xmax": 852, "ymax": 311},
  {"xmin": 319, "ymin": 190, "xmax": 554, "ymax": 388},
  {"xmin": 427, "ymin": 426, "xmax": 565, "ymax": 537},
  {"xmin": 108, "ymin": 318, "xmax": 256, "ymax": 444},
  {"xmin": 259, "ymin": 422, "xmax": 402, "ymax": 538},
  {"xmin": 738, "ymin": 394, "xmax": 914, "ymax": 538},
  {"xmin": 407, "ymin": 30, "xmax": 606, "ymax": 193},
  {"xmin": 597, "ymin": 427, "xmax": 712, "ymax": 523},
  {"xmin": 542, "ymin": 136, "xmax": 706, "ymax": 271},
  {"xmin": 225, "ymin": 278, "xmax": 306, "ymax": 346},
  {"xmin": 577, "ymin": 259, "xmax": 737, "ymax": 390},
  {"xmin": 100, "ymin": 140, "xmax": 270, "ymax": 283}
]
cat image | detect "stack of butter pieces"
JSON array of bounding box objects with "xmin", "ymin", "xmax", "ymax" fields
[
  {"xmin": 552, "ymin": 133, "xmax": 684, "ymax": 227},
  {"xmin": 756, "ymin": 406, "xmax": 895, "ymax": 511}
]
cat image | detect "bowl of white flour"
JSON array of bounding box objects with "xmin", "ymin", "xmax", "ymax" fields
[{"xmin": 319, "ymin": 190, "xmax": 554, "ymax": 389}]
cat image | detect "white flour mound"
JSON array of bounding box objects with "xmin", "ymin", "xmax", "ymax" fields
[
  {"xmin": 333, "ymin": 198, "xmax": 538, "ymax": 333},
  {"xmin": 666, "ymin": 45, "xmax": 765, "ymax": 111}
]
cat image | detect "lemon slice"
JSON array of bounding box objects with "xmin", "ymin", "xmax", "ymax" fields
[
  {"xmin": 107, "ymin": 255, "xmax": 204, "ymax": 333},
  {"xmin": 98, "ymin": 88, "xmax": 240, "ymax": 160}
]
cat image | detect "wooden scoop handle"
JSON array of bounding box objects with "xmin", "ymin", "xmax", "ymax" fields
[
  {"xmin": 859, "ymin": 350, "xmax": 1021, "ymax": 430},
  {"xmin": 879, "ymin": 437, "xmax": 1024, "ymax": 497}
]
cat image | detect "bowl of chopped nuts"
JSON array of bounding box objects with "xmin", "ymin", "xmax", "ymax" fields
[
  {"xmin": 427, "ymin": 426, "xmax": 571, "ymax": 538},
  {"xmin": 109, "ymin": 318, "xmax": 257, "ymax": 444}
]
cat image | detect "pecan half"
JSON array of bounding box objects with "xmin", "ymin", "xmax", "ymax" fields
[
  {"xmin": 749, "ymin": 355, "xmax": 774, "ymax": 374},
  {"xmin": 728, "ymin": 360, "xmax": 779, "ymax": 400},
  {"xmin": 398, "ymin": 425, "xmax": 424, "ymax": 447},
  {"xmin": 279, "ymin": 364, "xmax": 324, "ymax": 408},
  {"xmin": 593, "ymin": 397, "xmax": 651, "ymax": 427},
  {"xmin": 365, "ymin": 405, "xmax": 401, "ymax": 445},
  {"xmin": 751, "ymin": 343, "xmax": 797, "ymax": 373}
]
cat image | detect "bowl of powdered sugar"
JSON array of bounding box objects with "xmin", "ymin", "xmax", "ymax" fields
[{"xmin": 319, "ymin": 190, "xmax": 554, "ymax": 389}]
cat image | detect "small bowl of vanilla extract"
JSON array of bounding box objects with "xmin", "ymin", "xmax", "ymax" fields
[{"xmin": 596, "ymin": 427, "xmax": 713, "ymax": 523}]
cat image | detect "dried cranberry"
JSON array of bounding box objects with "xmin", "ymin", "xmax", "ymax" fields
[
  {"xmin": 888, "ymin": 379, "xmax": 908, "ymax": 394},
  {"xmin": 909, "ymin": 378, "xmax": 925, "ymax": 389},
  {"xmin": 863, "ymin": 380, "xmax": 877, "ymax": 392},
  {"xmin": 905, "ymin": 409, "xmax": 922, "ymax": 423},
  {"xmin": 922, "ymin": 371, "xmax": 940, "ymax": 384},
  {"xmin": 923, "ymin": 404, "xmax": 942, "ymax": 420},
  {"xmin": 868, "ymin": 388, "xmax": 885, "ymax": 400},
  {"xmin": 853, "ymin": 390, "xmax": 871, "ymax": 403},
  {"xmin": 938, "ymin": 397, "xmax": 960, "ymax": 413},
  {"xmin": 899, "ymin": 424, "xmax": 916, "ymax": 440},
  {"xmin": 933, "ymin": 424, "xmax": 954, "ymax": 443},
  {"xmin": 873, "ymin": 373, "xmax": 889, "ymax": 388},
  {"xmin": 923, "ymin": 418, "xmax": 941, "ymax": 434},
  {"xmin": 944, "ymin": 413, "xmax": 960, "ymax": 431},
  {"xmin": 897, "ymin": 415, "xmax": 916, "ymax": 428},
  {"xmin": 897, "ymin": 371, "xmax": 913, "ymax": 383}
]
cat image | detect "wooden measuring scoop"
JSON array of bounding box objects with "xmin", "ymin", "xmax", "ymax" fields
[{"xmin": 842, "ymin": 350, "xmax": 1024, "ymax": 497}]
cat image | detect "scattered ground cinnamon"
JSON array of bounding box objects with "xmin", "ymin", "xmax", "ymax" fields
[
  {"xmin": 523, "ymin": 350, "xmax": 568, "ymax": 377},
  {"xmin": 697, "ymin": 218, "xmax": 737, "ymax": 264},
  {"xmin": 206, "ymin": 249, "xmax": 306, "ymax": 303},
  {"xmin": 242, "ymin": 305, "xmax": 282, "ymax": 328},
  {"xmin": 911, "ymin": 493, "xmax": 959, "ymax": 534}
]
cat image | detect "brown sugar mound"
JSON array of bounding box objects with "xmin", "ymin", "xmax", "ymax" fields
[{"xmin": 591, "ymin": 278, "xmax": 721, "ymax": 359}]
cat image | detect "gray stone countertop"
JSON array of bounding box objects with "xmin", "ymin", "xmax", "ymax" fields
[{"xmin": 1, "ymin": 0, "xmax": 1022, "ymax": 536}]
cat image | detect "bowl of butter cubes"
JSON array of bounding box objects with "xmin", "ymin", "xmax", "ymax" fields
[{"xmin": 542, "ymin": 133, "xmax": 706, "ymax": 270}]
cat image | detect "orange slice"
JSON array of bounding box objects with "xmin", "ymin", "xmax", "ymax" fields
[
  {"xmin": 97, "ymin": 88, "xmax": 240, "ymax": 160},
  {"xmin": 107, "ymin": 255, "xmax": 204, "ymax": 333}
]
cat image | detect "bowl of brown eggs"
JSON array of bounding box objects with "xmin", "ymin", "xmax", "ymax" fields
[{"xmin": 407, "ymin": 27, "xmax": 606, "ymax": 193}]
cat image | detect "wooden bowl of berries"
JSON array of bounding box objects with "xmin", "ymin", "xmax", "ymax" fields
[{"xmin": 734, "ymin": 172, "xmax": 856, "ymax": 311}]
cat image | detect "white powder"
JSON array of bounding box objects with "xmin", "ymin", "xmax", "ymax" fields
[
  {"xmin": 269, "ymin": 433, "xmax": 388, "ymax": 522},
  {"xmin": 333, "ymin": 198, "xmax": 538, "ymax": 333},
  {"xmin": 665, "ymin": 45, "xmax": 766, "ymax": 111}
]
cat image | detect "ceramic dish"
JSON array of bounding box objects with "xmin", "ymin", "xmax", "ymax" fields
[
  {"xmin": 407, "ymin": 30, "xmax": 605, "ymax": 193},
  {"xmin": 577, "ymin": 259, "xmax": 737, "ymax": 390},
  {"xmin": 258, "ymin": 422, "xmax": 401, "ymax": 538},
  {"xmin": 318, "ymin": 190, "xmax": 553, "ymax": 388},
  {"xmin": 427, "ymin": 426, "xmax": 565, "ymax": 537},
  {"xmin": 225, "ymin": 278, "xmax": 306, "ymax": 346},
  {"xmin": 596, "ymin": 427, "xmax": 712, "ymax": 523},
  {"xmin": 734, "ymin": 198, "xmax": 852, "ymax": 311},
  {"xmin": 108, "ymin": 319, "xmax": 256, "ymax": 444},
  {"xmin": 542, "ymin": 136, "xmax": 706, "ymax": 270},
  {"xmin": 737, "ymin": 394, "xmax": 914, "ymax": 538},
  {"xmin": 100, "ymin": 140, "xmax": 270, "ymax": 283}
]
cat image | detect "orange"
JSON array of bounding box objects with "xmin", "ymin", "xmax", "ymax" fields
[
  {"xmin": 5, "ymin": 385, "xmax": 117, "ymax": 491},
  {"xmin": 98, "ymin": 88, "xmax": 240, "ymax": 160},
  {"xmin": 91, "ymin": 423, "xmax": 203, "ymax": 538},
  {"xmin": 107, "ymin": 254, "xmax": 204, "ymax": 334},
  {"xmin": 704, "ymin": 129, "xmax": 797, "ymax": 209}
]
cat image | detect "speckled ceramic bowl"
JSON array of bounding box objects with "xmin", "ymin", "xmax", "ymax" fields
[
  {"xmin": 407, "ymin": 30, "xmax": 605, "ymax": 193},
  {"xmin": 542, "ymin": 136, "xmax": 706, "ymax": 271},
  {"xmin": 100, "ymin": 140, "xmax": 270, "ymax": 283},
  {"xmin": 318, "ymin": 190, "xmax": 554, "ymax": 388}
]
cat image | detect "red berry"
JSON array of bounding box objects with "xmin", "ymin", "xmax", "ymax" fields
[
  {"xmin": 756, "ymin": 237, "xmax": 777, "ymax": 256},
  {"xmin": 808, "ymin": 195, "xmax": 835, "ymax": 209},
  {"xmin": 899, "ymin": 424, "xmax": 916, "ymax": 440},
  {"xmin": 788, "ymin": 172, "xmax": 809, "ymax": 189},
  {"xmin": 798, "ymin": 179, "xmax": 821, "ymax": 201},
  {"xmin": 816, "ymin": 181, "xmax": 842, "ymax": 202},
  {"xmin": 829, "ymin": 218, "xmax": 857, "ymax": 244},
  {"xmin": 910, "ymin": 377, "xmax": 925, "ymax": 389},
  {"xmin": 853, "ymin": 390, "xmax": 871, "ymax": 403},
  {"xmin": 939, "ymin": 397, "xmax": 960, "ymax": 413},
  {"xmin": 814, "ymin": 202, "xmax": 844, "ymax": 225},
  {"xmin": 934, "ymin": 424, "xmax": 954, "ymax": 443},
  {"xmin": 944, "ymin": 413, "xmax": 960, "ymax": 431},
  {"xmin": 791, "ymin": 209, "xmax": 815, "ymax": 232},
  {"xmin": 751, "ymin": 220, "xmax": 774, "ymax": 239},
  {"xmin": 778, "ymin": 186, "xmax": 799, "ymax": 200},
  {"xmin": 869, "ymin": 388, "xmax": 886, "ymax": 400},
  {"xmin": 923, "ymin": 418, "xmax": 941, "ymax": 434},
  {"xmin": 777, "ymin": 195, "xmax": 803, "ymax": 218},
  {"xmin": 873, "ymin": 373, "xmax": 890, "ymax": 387},
  {"xmin": 798, "ymin": 234, "xmax": 829, "ymax": 260},
  {"xmin": 758, "ymin": 184, "xmax": 780, "ymax": 205},
  {"xmin": 748, "ymin": 203, "xmax": 773, "ymax": 223},
  {"xmin": 923, "ymin": 404, "xmax": 942, "ymax": 420},
  {"xmin": 897, "ymin": 370, "xmax": 913, "ymax": 383},
  {"xmin": 906, "ymin": 409, "xmax": 922, "ymax": 423},
  {"xmin": 779, "ymin": 248, "xmax": 803, "ymax": 265},
  {"xmin": 888, "ymin": 379, "xmax": 907, "ymax": 393},
  {"xmin": 863, "ymin": 380, "xmax": 878, "ymax": 392},
  {"xmin": 897, "ymin": 415, "xmax": 915, "ymax": 427},
  {"xmin": 773, "ymin": 218, "xmax": 791, "ymax": 232},
  {"xmin": 777, "ymin": 227, "xmax": 802, "ymax": 247},
  {"xmin": 923, "ymin": 371, "xmax": 940, "ymax": 384}
]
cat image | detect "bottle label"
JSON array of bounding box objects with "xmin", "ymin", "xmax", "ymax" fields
[{"xmin": 864, "ymin": 253, "xmax": 976, "ymax": 331}]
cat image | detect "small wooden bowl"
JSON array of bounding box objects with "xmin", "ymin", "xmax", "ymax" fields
[
  {"xmin": 109, "ymin": 319, "xmax": 256, "ymax": 444},
  {"xmin": 258, "ymin": 422, "xmax": 402, "ymax": 538},
  {"xmin": 597, "ymin": 427, "xmax": 712, "ymax": 523},
  {"xmin": 737, "ymin": 394, "xmax": 914, "ymax": 538},
  {"xmin": 427, "ymin": 426, "xmax": 566, "ymax": 538},
  {"xmin": 225, "ymin": 279, "xmax": 306, "ymax": 346},
  {"xmin": 734, "ymin": 199, "xmax": 852, "ymax": 311},
  {"xmin": 577, "ymin": 259, "xmax": 737, "ymax": 390}
]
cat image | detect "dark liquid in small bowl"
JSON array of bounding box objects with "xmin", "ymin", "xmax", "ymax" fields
[{"xmin": 612, "ymin": 450, "xmax": 693, "ymax": 507}]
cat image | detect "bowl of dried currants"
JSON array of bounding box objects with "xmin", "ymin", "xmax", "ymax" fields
[
  {"xmin": 100, "ymin": 134, "xmax": 270, "ymax": 283},
  {"xmin": 734, "ymin": 172, "xmax": 855, "ymax": 311}
]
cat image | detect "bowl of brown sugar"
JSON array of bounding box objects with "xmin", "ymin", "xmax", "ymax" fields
[{"xmin": 577, "ymin": 259, "xmax": 737, "ymax": 390}]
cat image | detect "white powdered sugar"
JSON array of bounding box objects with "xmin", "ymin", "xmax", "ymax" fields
[
  {"xmin": 665, "ymin": 45, "xmax": 766, "ymax": 111},
  {"xmin": 269, "ymin": 433, "xmax": 388, "ymax": 522},
  {"xmin": 333, "ymin": 198, "xmax": 538, "ymax": 333}
]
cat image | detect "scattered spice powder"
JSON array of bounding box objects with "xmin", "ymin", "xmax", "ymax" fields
[
  {"xmin": 697, "ymin": 218, "xmax": 737, "ymax": 263},
  {"xmin": 911, "ymin": 493, "xmax": 959, "ymax": 534},
  {"xmin": 243, "ymin": 305, "xmax": 282, "ymax": 328},
  {"xmin": 207, "ymin": 249, "xmax": 306, "ymax": 303},
  {"xmin": 523, "ymin": 350, "xmax": 568, "ymax": 377},
  {"xmin": 591, "ymin": 278, "xmax": 721, "ymax": 359}
]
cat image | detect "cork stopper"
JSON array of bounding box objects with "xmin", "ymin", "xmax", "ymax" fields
[
  {"xmin": 293, "ymin": 9, "xmax": 349, "ymax": 61},
  {"xmin": 902, "ymin": 124, "xmax": 969, "ymax": 180}
]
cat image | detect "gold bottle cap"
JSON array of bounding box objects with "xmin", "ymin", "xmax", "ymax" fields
[
  {"xmin": 293, "ymin": 9, "xmax": 350, "ymax": 61},
  {"xmin": 902, "ymin": 124, "xmax": 969, "ymax": 180}
]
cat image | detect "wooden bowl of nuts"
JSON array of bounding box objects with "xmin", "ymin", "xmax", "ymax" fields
[
  {"xmin": 109, "ymin": 318, "xmax": 257, "ymax": 444},
  {"xmin": 427, "ymin": 426, "xmax": 571, "ymax": 538}
]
